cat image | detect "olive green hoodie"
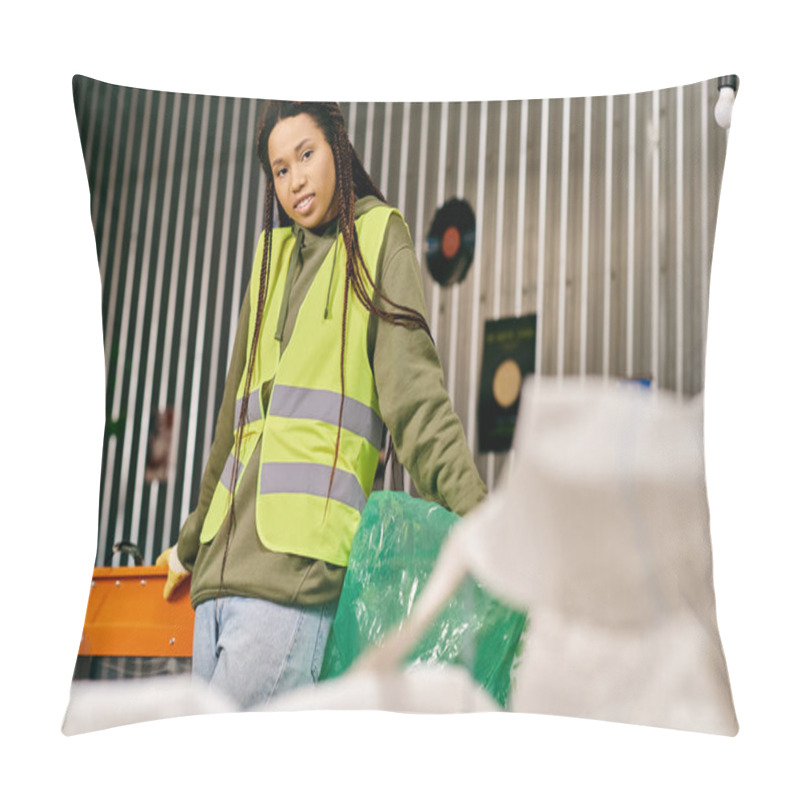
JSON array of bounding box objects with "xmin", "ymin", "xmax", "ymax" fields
[{"xmin": 176, "ymin": 197, "xmax": 486, "ymax": 608}]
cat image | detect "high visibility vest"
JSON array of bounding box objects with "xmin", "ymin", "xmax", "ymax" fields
[{"xmin": 199, "ymin": 205, "xmax": 397, "ymax": 566}]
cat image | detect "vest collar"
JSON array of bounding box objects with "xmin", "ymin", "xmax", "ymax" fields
[{"xmin": 275, "ymin": 195, "xmax": 386, "ymax": 341}]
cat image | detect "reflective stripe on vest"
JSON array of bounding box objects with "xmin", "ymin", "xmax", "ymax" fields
[
  {"xmin": 219, "ymin": 453, "xmax": 245, "ymax": 493},
  {"xmin": 260, "ymin": 462, "xmax": 367, "ymax": 513},
  {"xmin": 268, "ymin": 385, "xmax": 383, "ymax": 451},
  {"xmin": 234, "ymin": 388, "xmax": 263, "ymax": 427}
]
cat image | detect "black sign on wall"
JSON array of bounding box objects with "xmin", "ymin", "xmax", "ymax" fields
[{"xmin": 478, "ymin": 314, "xmax": 536, "ymax": 453}]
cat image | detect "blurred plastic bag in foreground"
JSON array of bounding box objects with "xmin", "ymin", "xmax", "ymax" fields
[
  {"xmin": 346, "ymin": 378, "xmax": 738, "ymax": 735},
  {"xmin": 455, "ymin": 377, "xmax": 738, "ymax": 735},
  {"xmin": 319, "ymin": 492, "xmax": 527, "ymax": 708}
]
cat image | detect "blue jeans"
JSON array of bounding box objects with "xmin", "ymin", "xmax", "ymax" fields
[{"xmin": 192, "ymin": 596, "xmax": 337, "ymax": 709}]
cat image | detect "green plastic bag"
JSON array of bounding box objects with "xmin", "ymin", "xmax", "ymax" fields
[{"xmin": 319, "ymin": 491, "xmax": 528, "ymax": 708}]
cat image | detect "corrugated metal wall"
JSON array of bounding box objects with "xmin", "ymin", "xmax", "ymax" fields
[{"xmin": 73, "ymin": 75, "xmax": 730, "ymax": 568}]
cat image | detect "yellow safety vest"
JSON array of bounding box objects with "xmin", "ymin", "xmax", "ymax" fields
[{"xmin": 199, "ymin": 205, "xmax": 396, "ymax": 566}]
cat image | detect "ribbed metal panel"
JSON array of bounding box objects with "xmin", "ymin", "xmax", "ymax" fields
[{"xmin": 73, "ymin": 76, "xmax": 730, "ymax": 568}]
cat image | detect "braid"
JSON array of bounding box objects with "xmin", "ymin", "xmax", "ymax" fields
[
  {"xmin": 218, "ymin": 180, "xmax": 275, "ymax": 592},
  {"xmin": 325, "ymin": 265, "xmax": 350, "ymax": 517}
]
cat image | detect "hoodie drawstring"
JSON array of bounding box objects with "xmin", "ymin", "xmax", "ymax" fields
[{"xmin": 274, "ymin": 228, "xmax": 304, "ymax": 343}]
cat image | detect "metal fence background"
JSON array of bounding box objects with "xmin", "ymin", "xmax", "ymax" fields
[{"xmin": 72, "ymin": 75, "xmax": 730, "ymax": 568}]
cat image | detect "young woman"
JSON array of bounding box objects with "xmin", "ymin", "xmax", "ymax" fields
[{"xmin": 158, "ymin": 101, "xmax": 486, "ymax": 709}]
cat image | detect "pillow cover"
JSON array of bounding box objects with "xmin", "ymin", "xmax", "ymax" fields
[{"xmin": 65, "ymin": 74, "xmax": 738, "ymax": 735}]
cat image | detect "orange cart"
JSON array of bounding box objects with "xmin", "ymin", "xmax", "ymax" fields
[{"xmin": 79, "ymin": 566, "xmax": 194, "ymax": 658}]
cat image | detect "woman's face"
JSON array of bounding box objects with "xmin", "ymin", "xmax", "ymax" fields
[{"xmin": 267, "ymin": 112, "xmax": 338, "ymax": 229}]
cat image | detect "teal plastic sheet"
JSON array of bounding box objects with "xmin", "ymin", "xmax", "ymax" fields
[{"xmin": 320, "ymin": 491, "xmax": 528, "ymax": 708}]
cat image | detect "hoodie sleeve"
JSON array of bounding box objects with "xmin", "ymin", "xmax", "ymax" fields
[
  {"xmin": 369, "ymin": 214, "xmax": 487, "ymax": 516},
  {"xmin": 175, "ymin": 286, "xmax": 250, "ymax": 570}
]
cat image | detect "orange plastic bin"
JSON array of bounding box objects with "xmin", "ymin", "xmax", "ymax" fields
[{"xmin": 79, "ymin": 566, "xmax": 194, "ymax": 658}]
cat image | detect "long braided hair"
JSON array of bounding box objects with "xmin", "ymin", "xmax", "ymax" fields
[{"xmin": 218, "ymin": 101, "xmax": 431, "ymax": 587}]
